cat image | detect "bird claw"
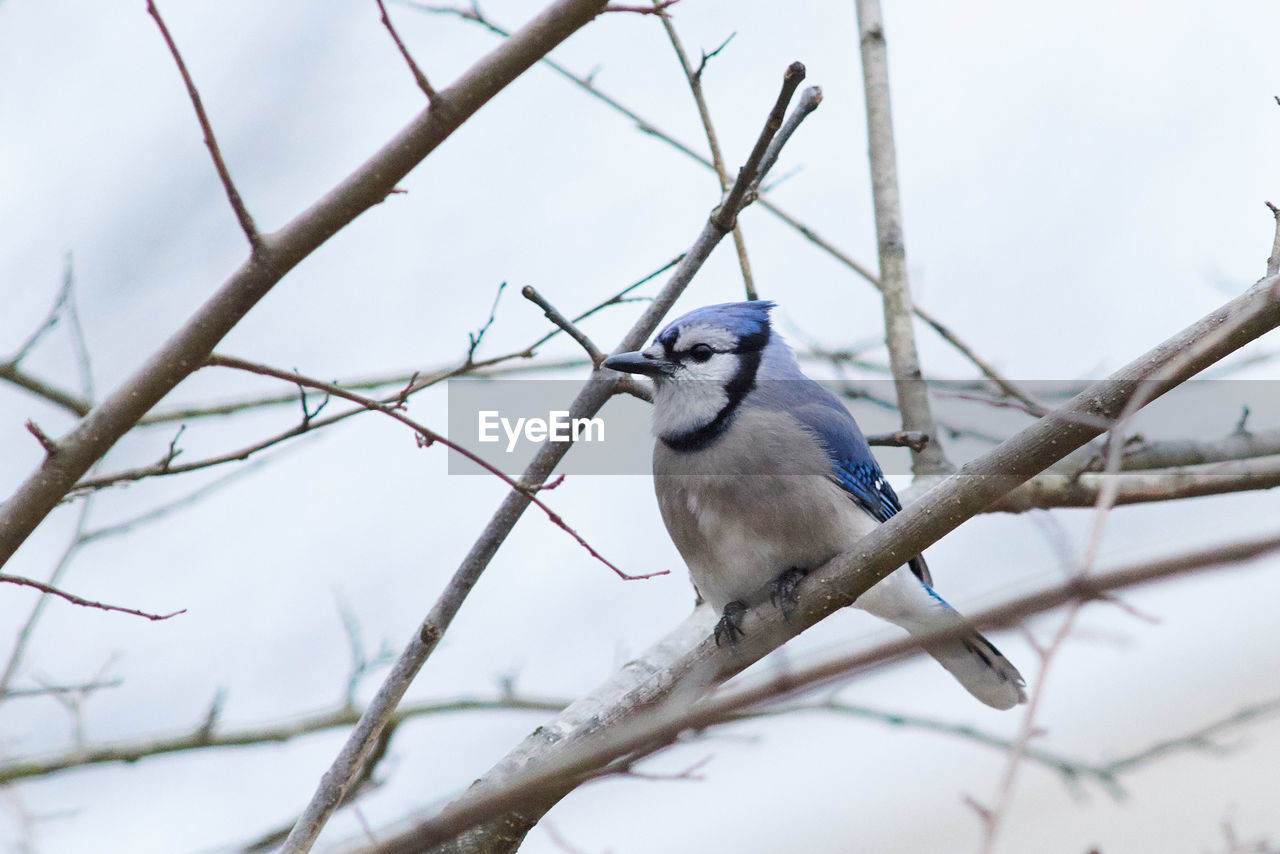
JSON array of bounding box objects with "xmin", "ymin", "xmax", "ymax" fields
[
  {"xmin": 769, "ymin": 567, "xmax": 809, "ymax": 620},
  {"xmin": 713, "ymin": 600, "xmax": 747, "ymax": 646}
]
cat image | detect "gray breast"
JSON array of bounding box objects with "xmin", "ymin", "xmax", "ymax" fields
[{"xmin": 652, "ymin": 407, "xmax": 877, "ymax": 611}]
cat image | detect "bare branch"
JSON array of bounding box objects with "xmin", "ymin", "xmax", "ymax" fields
[
  {"xmin": 205, "ymin": 354, "xmax": 659, "ymax": 582},
  {"xmin": 404, "ymin": 2, "xmax": 1040, "ymax": 406},
  {"xmin": 521, "ymin": 286, "xmax": 605, "ymax": 367},
  {"xmin": 0, "ymin": 679, "xmax": 123, "ymax": 702},
  {"xmin": 0, "ymin": 0, "xmax": 617, "ymax": 569},
  {"xmin": 376, "ymin": 0, "xmax": 439, "ymax": 101},
  {"xmin": 146, "ymin": 0, "xmax": 261, "ymax": 250},
  {"xmin": 748, "ymin": 86, "xmax": 822, "ymax": 200},
  {"xmin": 0, "ymin": 694, "xmax": 564, "ymax": 785},
  {"xmin": 1266, "ymin": 200, "xmax": 1280, "ymax": 278},
  {"xmin": 1002, "ymin": 453, "xmax": 1280, "ymax": 511},
  {"xmin": 24, "ymin": 420, "xmax": 58, "ymax": 457},
  {"xmin": 6, "ymin": 255, "xmax": 74, "ymax": 365},
  {"xmin": 855, "ymin": 0, "xmax": 949, "ymax": 477},
  {"xmin": 0, "ymin": 499, "xmax": 95, "ymax": 697},
  {"xmin": 466, "ymin": 281, "xmax": 507, "ymax": 363},
  {"xmin": 0, "ymin": 362, "xmax": 91, "ymax": 417},
  {"xmin": 0, "ymin": 573, "xmax": 184, "ymax": 622},
  {"xmin": 654, "ymin": 4, "xmax": 756, "ymax": 297},
  {"xmin": 1105, "ymin": 695, "xmax": 1280, "ymax": 779},
  {"xmin": 710, "ymin": 62, "xmax": 807, "ymax": 233},
  {"xmin": 362, "ymin": 529, "xmax": 1280, "ymax": 853},
  {"xmin": 865, "ymin": 429, "xmax": 929, "ymax": 452}
]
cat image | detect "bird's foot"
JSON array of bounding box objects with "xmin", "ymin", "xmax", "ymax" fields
[
  {"xmin": 769, "ymin": 567, "xmax": 810, "ymax": 620},
  {"xmin": 713, "ymin": 601, "xmax": 747, "ymax": 647}
]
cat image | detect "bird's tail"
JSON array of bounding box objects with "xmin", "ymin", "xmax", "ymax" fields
[
  {"xmin": 916, "ymin": 619, "xmax": 1027, "ymax": 710},
  {"xmin": 858, "ymin": 573, "xmax": 1027, "ymax": 709}
]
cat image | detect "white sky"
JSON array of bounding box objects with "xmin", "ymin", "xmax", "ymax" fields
[{"xmin": 2, "ymin": 1, "xmax": 1279, "ymax": 852}]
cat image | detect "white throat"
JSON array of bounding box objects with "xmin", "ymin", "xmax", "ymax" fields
[{"xmin": 651, "ymin": 380, "xmax": 730, "ymax": 441}]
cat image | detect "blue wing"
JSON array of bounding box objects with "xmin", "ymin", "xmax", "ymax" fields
[{"xmin": 755, "ymin": 376, "xmax": 932, "ymax": 586}]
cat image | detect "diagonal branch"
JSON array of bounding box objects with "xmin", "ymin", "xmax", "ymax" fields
[
  {"xmin": 0, "ymin": 572, "xmax": 185, "ymax": 622},
  {"xmin": 146, "ymin": 0, "xmax": 262, "ymax": 251},
  {"xmin": 205, "ymin": 354, "xmax": 660, "ymax": 582},
  {"xmin": 376, "ymin": 0, "xmax": 439, "ymax": 101},
  {"xmin": 0, "ymin": 0, "xmax": 617, "ymax": 571},
  {"xmin": 521, "ymin": 286, "xmax": 605, "ymax": 367},
  {"xmin": 363, "ymin": 527, "xmax": 1280, "ymax": 852}
]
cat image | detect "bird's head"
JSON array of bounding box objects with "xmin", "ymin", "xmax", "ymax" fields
[{"xmin": 604, "ymin": 301, "xmax": 776, "ymax": 446}]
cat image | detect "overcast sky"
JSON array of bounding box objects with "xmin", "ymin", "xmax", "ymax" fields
[{"xmin": 2, "ymin": 1, "xmax": 1279, "ymax": 853}]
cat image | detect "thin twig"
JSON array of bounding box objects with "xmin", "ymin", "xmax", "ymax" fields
[
  {"xmin": 0, "ymin": 694, "xmax": 565, "ymax": 784},
  {"xmin": 748, "ymin": 86, "xmax": 822, "ymax": 200},
  {"xmin": 466, "ymin": 281, "xmax": 507, "ymax": 363},
  {"xmin": 205, "ymin": 354, "xmax": 659, "ymax": 582},
  {"xmin": 146, "ymin": 0, "xmax": 261, "ymax": 250},
  {"xmin": 0, "ymin": 0, "xmax": 618, "ymax": 570},
  {"xmin": 376, "ymin": 0, "xmax": 438, "ymax": 101},
  {"xmin": 710, "ymin": 62, "xmax": 806, "ymax": 233},
  {"xmin": 24, "ymin": 421, "xmax": 58, "ymax": 456},
  {"xmin": 0, "ymin": 363, "xmax": 92, "ymax": 417},
  {"xmin": 0, "ymin": 573, "xmax": 184, "ymax": 622},
  {"xmin": 402, "ymin": 4, "xmax": 1050, "ymax": 418},
  {"xmin": 865, "ymin": 430, "xmax": 929, "ymax": 452},
  {"xmin": 655, "ymin": 2, "xmax": 756, "ymax": 297},
  {"xmin": 0, "ymin": 679, "xmax": 123, "ymax": 702},
  {"xmin": 522, "ymin": 286, "xmax": 605, "ymax": 367},
  {"xmin": 6, "ymin": 255, "xmax": 74, "ymax": 365}
]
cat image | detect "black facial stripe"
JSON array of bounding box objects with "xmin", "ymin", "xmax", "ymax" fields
[
  {"xmin": 731, "ymin": 326, "xmax": 770, "ymax": 354},
  {"xmin": 660, "ymin": 324, "xmax": 771, "ymax": 453}
]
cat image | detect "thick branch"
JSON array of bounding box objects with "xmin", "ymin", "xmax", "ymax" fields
[
  {"xmin": 366, "ymin": 528, "xmax": 1280, "ymax": 852},
  {"xmin": 855, "ymin": 0, "xmax": 949, "ymax": 476},
  {"xmin": 0, "ymin": 0, "xmax": 615, "ymax": 570}
]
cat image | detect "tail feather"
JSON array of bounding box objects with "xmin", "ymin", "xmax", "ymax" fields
[
  {"xmin": 922, "ymin": 628, "xmax": 1027, "ymax": 710},
  {"xmin": 856, "ymin": 571, "xmax": 1027, "ymax": 709}
]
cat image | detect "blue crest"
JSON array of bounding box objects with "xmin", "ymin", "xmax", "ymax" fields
[{"xmin": 655, "ymin": 300, "xmax": 776, "ymax": 347}]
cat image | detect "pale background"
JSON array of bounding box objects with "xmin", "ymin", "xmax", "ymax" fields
[{"xmin": 2, "ymin": 1, "xmax": 1279, "ymax": 852}]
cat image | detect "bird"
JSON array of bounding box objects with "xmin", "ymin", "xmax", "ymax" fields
[{"xmin": 603, "ymin": 300, "xmax": 1026, "ymax": 709}]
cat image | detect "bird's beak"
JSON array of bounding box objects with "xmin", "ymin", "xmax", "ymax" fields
[{"xmin": 602, "ymin": 350, "xmax": 673, "ymax": 377}]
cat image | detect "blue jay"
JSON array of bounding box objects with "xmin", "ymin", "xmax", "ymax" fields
[{"xmin": 604, "ymin": 301, "xmax": 1026, "ymax": 709}]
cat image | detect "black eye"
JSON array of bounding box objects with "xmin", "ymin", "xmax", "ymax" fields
[{"xmin": 688, "ymin": 343, "xmax": 715, "ymax": 363}]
